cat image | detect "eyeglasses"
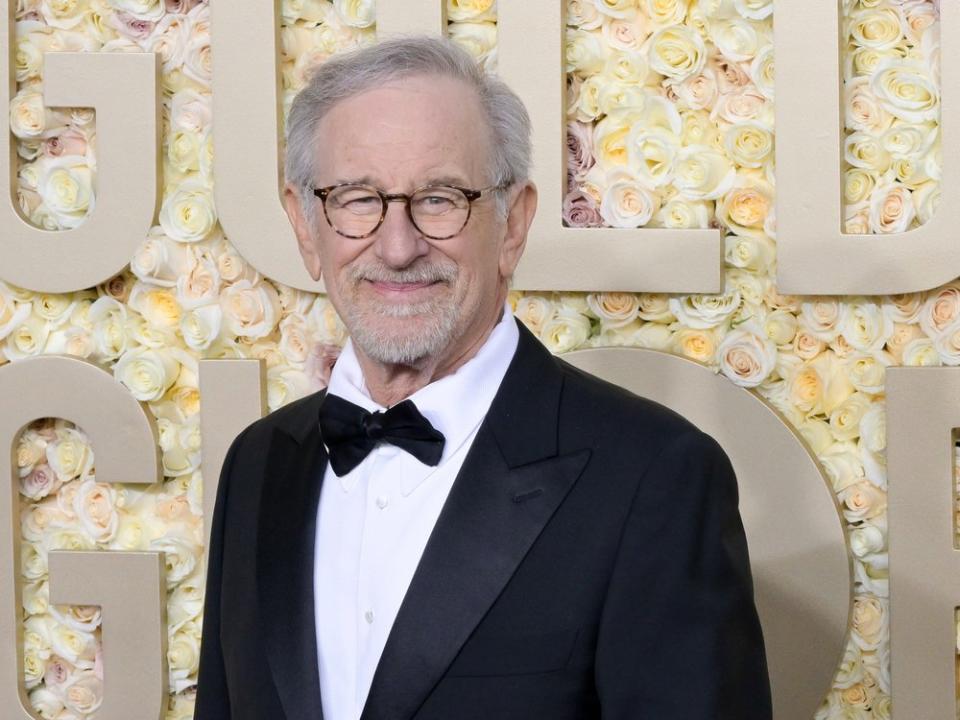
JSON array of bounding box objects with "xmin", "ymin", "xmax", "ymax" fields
[{"xmin": 311, "ymin": 182, "xmax": 508, "ymax": 240}]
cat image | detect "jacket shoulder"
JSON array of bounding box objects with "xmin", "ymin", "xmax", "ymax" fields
[{"xmin": 553, "ymin": 353, "xmax": 704, "ymax": 449}]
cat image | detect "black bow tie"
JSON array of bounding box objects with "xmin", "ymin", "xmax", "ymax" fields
[{"xmin": 317, "ymin": 393, "xmax": 446, "ymax": 476}]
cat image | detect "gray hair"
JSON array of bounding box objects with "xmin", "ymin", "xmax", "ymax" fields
[{"xmin": 284, "ymin": 36, "xmax": 532, "ymax": 221}]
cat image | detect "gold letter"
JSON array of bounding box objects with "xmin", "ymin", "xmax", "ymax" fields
[
  {"xmin": 775, "ymin": 1, "xmax": 960, "ymax": 294},
  {"xmin": 564, "ymin": 347, "xmax": 850, "ymax": 719},
  {"xmin": 199, "ymin": 359, "xmax": 266, "ymax": 548},
  {"xmin": 0, "ymin": 356, "xmax": 162, "ymax": 718},
  {"xmin": 886, "ymin": 367, "xmax": 960, "ymax": 717},
  {"xmin": 0, "ymin": 8, "xmax": 160, "ymax": 293}
]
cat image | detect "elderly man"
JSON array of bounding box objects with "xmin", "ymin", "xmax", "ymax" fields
[{"xmin": 196, "ymin": 37, "xmax": 770, "ymax": 720}]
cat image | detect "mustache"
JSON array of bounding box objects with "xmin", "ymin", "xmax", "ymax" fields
[{"xmin": 348, "ymin": 262, "xmax": 458, "ymax": 285}]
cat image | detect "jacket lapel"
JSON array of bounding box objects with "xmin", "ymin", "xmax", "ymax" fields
[
  {"xmin": 361, "ymin": 322, "xmax": 591, "ymax": 720},
  {"xmin": 257, "ymin": 391, "xmax": 328, "ymax": 720}
]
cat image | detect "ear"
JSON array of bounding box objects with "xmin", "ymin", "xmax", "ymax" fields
[
  {"xmin": 499, "ymin": 181, "xmax": 538, "ymax": 279},
  {"xmin": 283, "ymin": 183, "xmax": 323, "ymax": 281}
]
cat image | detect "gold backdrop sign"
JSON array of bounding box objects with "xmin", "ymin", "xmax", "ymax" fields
[{"xmin": 0, "ymin": 0, "xmax": 952, "ymax": 718}]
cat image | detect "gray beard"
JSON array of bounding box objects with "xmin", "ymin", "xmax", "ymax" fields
[{"xmin": 340, "ymin": 261, "xmax": 463, "ymax": 365}]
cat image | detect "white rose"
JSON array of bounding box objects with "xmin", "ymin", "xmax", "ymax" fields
[
  {"xmin": 568, "ymin": 0, "xmax": 603, "ymax": 28},
  {"xmin": 278, "ymin": 314, "xmax": 310, "ymax": 364},
  {"xmin": 868, "ymin": 181, "xmax": 915, "ymax": 233},
  {"xmin": 600, "ymin": 169, "xmax": 660, "ymax": 228},
  {"xmin": 540, "ymin": 307, "xmax": 592, "ymax": 353},
  {"xmin": 710, "ymin": 17, "xmax": 767, "ymax": 62},
  {"xmin": 902, "ymin": 337, "xmax": 941, "ymax": 366},
  {"xmin": 716, "ymin": 174, "xmax": 773, "ymax": 237},
  {"xmin": 170, "ymin": 87, "xmax": 211, "ymax": 133},
  {"xmin": 723, "ymin": 120, "xmax": 773, "ymax": 169},
  {"xmin": 29, "ymin": 687, "xmax": 64, "ymax": 718},
  {"xmin": 674, "ymin": 144, "xmax": 736, "ymax": 199},
  {"xmin": 150, "ymin": 524, "xmax": 201, "ymax": 585},
  {"xmin": 849, "ymin": 521, "xmax": 885, "ymax": 559},
  {"xmin": 267, "ymin": 365, "xmax": 312, "ymax": 411},
  {"xmin": 62, "ymin": 671, "xmax": 103, "ymax": 715},
  {"xmin": 673, "ymin": 327, "xmax": 717, "ymax": 362},
  {"xmin": 176, "ymin": 256, "xmax": 220, "ymax": 309},
  {"xmin": 733, "ymin": 0, "xmax": 771, "ymax": 20},
  {"xmin": 180, "ymin": 304, "xmax": 222, "ymax": 351},
  {"xmin": 712, "ymin": 88, "xmax": 770, "ymax": 125},
  {"xmin": 514, "ymin": 295, "xmax": 555, "ymax": 335},
  {"xmin": 763, "ymin": 309, "xmax": 798, "ymax": 345},
  {"xmin": 651, "ymin": 197, "xmax": 711, "ymax": 228},
  {"xmin": 748, "ymin": 44, "xmax": 774, "ymax": 99},
  {"xmin": 603, "ymin": 14, "xmax": 652, "ymax": 51},
  {"xmin": 839, "ymin": 300, "xmax": 894, "ymax": 351},
  {"xmin": 131, "ymin": 228, "xmax": 195, "ymax": 287},
  {"xmin": 592, "ymin": 107, "xmax": 646, "ymax": 170},
  {"xmin": 871, "ymin": 59, "xmax": 939, "ymax": 123},
  {"xmin": 159, "ymin": 177, "xmax": 216, "ymax": 242},
  {"xmin": 844, "ymin": 76, "xmax": 893, "ymax": 134},
  {"xmin": 129, "ymin": 283, "xmax": 182, "ymax": 329},
  {"xmin": 845, "ymin": 351, "xmax": 890, "ymax": 394},
  {"xmin": 10, "ymin": 90, "xmax": 64, "ymax": 139},
  {"xmin": 4, "ymin": 314, "xmax": 49, "ymax": 360},
  {"xmin": 648, "ymin": 26, "xmax": 706, "ymax": 81},
  {"xmin": 447, "ymin": 0, "xmax": 496, "ymax": 22},
  {"xmin": 717, "ymin": 321, "xmax": 776, "ymax": 387},
  {"xmin": 797, "ymin": 418, "xmax": 833, "ymax": 455},
  {"xmin": 37, "ymin": 155, "xmax": 94, "ymax": 229},
  {"xmin": 46, "ymin": 427, "xmax": 93, "ymax": 483},
  {"xmin": 168, "ymin": 624, "xmax": 201, "ymax": 692},
  {"xmin": 88, "ymin": 296, "xmax": 128, "ymax": 361},
  {"xmin": 565, "ymin": 28, "xmax": 607, "ymax": 75},
  {"xmin": 819, "ymin": 440, "xmax": 866, "ymax": 492},
  {"xmin": 586, "ymin": 292, "xmax": 640, "ymax": 329},
  {"xmin": 669, "ymin": 289, "xmax": 741, "ymax": 329},
  {"xmin": 628, "ymin": 322, "xmax": 674, "ymax": 351},
  {"xmin": 73, "ymin": 479, "xmax": 119, "ymax": 543},
  {"xmin": 644, "ymin": 0, "xmax": 688, "ymax": 26},
  {"xmin": 333, "ymin": 0, "xmax": 374, "ymax": 27},
  {"xmin": 725, "ymin": 233, "xmax": 774, "ymax": 272},
  {"xmin": 448, "ymin": 21, "xmax": 497, "ymax": 71},
  {"xmin": 220, "ymin": 279, "xmax": 282, "ymax": 340},
  {"xmin": 848, "ymin": 8, "xmax": 905, "ymax": 50},
  {"xmin": 844, "ymin": 131, "xmax": 891, "ymax": 172},
  {"xmin": 114, "ymin": 346, "xmax": 180, "ymax": 401},
  {"xmin": 108, "ymin": 0, "xmax": 164, "ymax": 21},
  {"xmin": 840, "ymin": 481, "xmax": 887, "ymax": 523}
]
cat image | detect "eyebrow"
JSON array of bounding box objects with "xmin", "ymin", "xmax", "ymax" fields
[{"xmin": 332, "ymin": 174, "xmax": 473, "ymax": 188}]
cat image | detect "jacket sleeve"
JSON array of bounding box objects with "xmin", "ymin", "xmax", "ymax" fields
[
  {"xmin": 594, "ymin": 429, "xmax": 772, "ymax": 720},
  {"xmin": 194, "ymin": 428, "xmax": 248, "ymax": 720}
]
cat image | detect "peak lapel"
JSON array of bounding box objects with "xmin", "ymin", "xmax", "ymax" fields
[
  {"xmin": 257, "ymin": 394, "xmax": 328, "ymax": 720},
  {"xmin": 361, "ymin": 322, "xmax": 590, "ymax": 720}
]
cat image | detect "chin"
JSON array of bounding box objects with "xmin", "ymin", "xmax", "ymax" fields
[{"xmin": 348, "ymin": 309, "xmax": 462, "ymax": 366}]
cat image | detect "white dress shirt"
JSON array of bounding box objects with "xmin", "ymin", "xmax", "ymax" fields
[{"xmin": 314, "ymin": 306, "xmax": 519, "ymax": 720}]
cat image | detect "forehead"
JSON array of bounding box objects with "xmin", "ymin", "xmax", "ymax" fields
[{"xmin": 313, "ymin": 74, "xmax": 490, "ymax": 186}]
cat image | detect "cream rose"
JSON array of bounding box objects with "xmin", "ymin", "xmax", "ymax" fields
[
  {"xmin": 447, "ymin": 0, "xmax": 495, "ymax": 22},
  {"xmin": 840, "ymin": 481, "xmax": 887, "ymax": 523},
  {"xmin": 710, "ymin": 17, "xmax": 767, "ymax": 62},
  {"xmin": 800, "ymin": 298, "xmax": 843, "ymax": 342},
  {"xmin": 586, "ymin": 292, "xmax": 640, "ymax": 329},
  {"xmin": 844, "ymin": 131, "xmax": 891, "ymax": 172},
  {"xmin": 644, "ymin": 0, "xmax": 688, "ymax": 27},
  {"xmin": 47, "ymin": 427, "xmax": 93, "ymax": 483},
  {"xmin": 159, "ymin": 178, "xmax": 216, "ymax": 242},
  {"xmin": 652, "ymin": 198, "xmax": 710, "ymax": 228},
  {"xmin": 733, "ymin": 0, "xmax": 771, "ymax": 20},
  {"xmin": 717, "ymin": 322, "xmax": 777, "ymax": 387},
  {"xmin": 669, "ymin": 289, "xmax": 741, "ymax": 329},
  {"xmin": 220, "ymin": 279, "xmax": 282, "ymax": 340},
  {"xmin": 749, "ymin": 44, "xmax": 775, "ymax": 100},
  {"xmin": 918, "ymin": 282, "xmax": 960, "ymax": 337},
  {"xmin": 852, "ymin": 596, "xmax": 887, "ymax": 651},
  {"xmin": 672, "ymin": 327, "xmax": 716, "ymax": 362},
  {"xmin": 716, "ymin": 175, "xmax": 773, "ymax": 237},
  {"xmin": 600, "ymin": 169, "xmax": 660, "ymax": 227},
  {"xmin": 648, "ymin": 26, "xmax": 706, "ymax": 81},
  {"xmin": 723, "ymin": 120, "xmax": 773, "ymax": 169},
  {"xmin": 73, "ymin": 479, "xmax": 119, "ymax": 543},
  {"xmin": 673, "ymin": 144, "xmax": 735, "ymax": 200},
  {"xmin": 114, "ymin": 346, "xmax": 180, "ymax": 401},
  {"xmin": 448, "ymin": 21, "xmax": 497, "ymax": 71},
  {"xmin": 565, "ymin": 28, "xmax": 607, "ymax": 75},
  {"xmin": 844, "ymin": 76, "xmax": 893, "ymax": 134},
  {"xmin": 839, "ymin": 300, "xmax": 894, "ymax": 351},
  {"xmin": 540, "ymin": 307, "xmax": 591, "ymax": 353},
  {"xmin": 62, "ymin": 672, "xmax": 103, "ymax": 715},
  {"xmin": 109, "ymin": 0, "xmax": 164, "ymax": 21},
  {"xmin": 603, "ymin": 14, "xmax": 652, "ymax": 51},
  {"xmin": 902, "ymin": 337, "xmax": 941, "ymax": 366},
  {"xmin": 763, "ymin": 309, "xmax": 798, "ymax": 346},
  {"xmin": 568, "ymin": 0, "xmax": 603, "ymax": 29},
  {"xmin": 868, "ymin": 181, "xmax": 916, "ymax": 233},
  {"xmin": 871, "ymin": 59, "xmax": 940, "ymax": 123},
  {"xmin": 845, "ymin": 351, "xmax": 890, "ymax": 394},
  {"xmin": 514, "ymin": 296, "xmax": 554, "ymax": 335},
  {"xmin": 848, "ymin": 8, "xmax": 905, "ymax": 50},
  {"xmin": 37, "ymin": 154, "xmax": 94, "ymax": 229},
  {"xmin": 168, "ymin": 624, "xmax": 201, "ymax": 692},
  {"xmin": 131, "ymin": 228, "xmax": 195, "ymax": 287}
]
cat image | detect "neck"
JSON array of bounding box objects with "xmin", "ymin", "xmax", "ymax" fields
[{"xmin": 355, "ymin": 300, "xmax": 505, "ymax": 407}]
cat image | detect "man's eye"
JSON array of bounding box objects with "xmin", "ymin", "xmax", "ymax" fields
[{"xmin": 339, "ymin": 195, "xmax": 379, "ymax": 209}]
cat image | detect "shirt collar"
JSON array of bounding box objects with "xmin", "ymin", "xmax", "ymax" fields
[{"xmin": 323, "ymin": 304, "xmax": 519, "ymax": 494}]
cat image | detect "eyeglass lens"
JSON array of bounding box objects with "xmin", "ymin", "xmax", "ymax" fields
[{"xmin": 325, "ymin": 185, "xmax": 470, "ymax": 239}]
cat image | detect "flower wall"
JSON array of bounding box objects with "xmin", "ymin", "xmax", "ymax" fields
[{"xmin": 3, "ymin": 0, "xmax": 947, "ymax": 718}]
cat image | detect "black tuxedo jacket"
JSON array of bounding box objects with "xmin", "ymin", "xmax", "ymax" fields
[{"xmin": 195, "ymin": 320, "xmax": 771, "ymax": 720}]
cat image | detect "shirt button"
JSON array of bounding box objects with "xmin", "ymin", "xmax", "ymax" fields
[
  {"xmin": 376, "ymin": 495, "xmax": 389, "ymax": 509},
  {"xmin": 364, "ymin": 610, "xmax": 375, "ymax": 624}
]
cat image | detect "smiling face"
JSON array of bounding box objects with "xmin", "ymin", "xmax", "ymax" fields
[{"xmin": 286, "ymin": 73, "xmax": 533, "ymax": 369}]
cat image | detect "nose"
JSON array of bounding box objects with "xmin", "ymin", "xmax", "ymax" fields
[{"xmin": 372, "ymin": 198, "xmax": 430, "ymax": 269}]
